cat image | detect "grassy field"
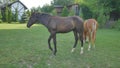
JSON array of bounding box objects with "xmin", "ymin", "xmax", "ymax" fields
[{"xmin": 0, "ymin": 24, "xmax": 120, "ymax": 68}]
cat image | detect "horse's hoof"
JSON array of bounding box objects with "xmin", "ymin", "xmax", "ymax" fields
[
  {"xmin": 93, "ymin": 45, "xmax": 95, "ymax": 49},
  {"xmin": 50, "ymin": 54, "xmax": 56, "ymax": 58},
  {"xmin": 83, "ymin": 40, "xmax": 86, "ymax": 44},
  {"xmin": 80, "ymin": 47, "xmax": 84, "ymax": 55},
  {"xmin": 80, "ymin": 52, "xmax": 83, "ymax": 55},
  {"xmin": 53, "ymin": 52, "xmax": 57, "ymax": 56},
  {"xmin": 88, "ymin": 48, "xmax": 90, "ymax": 51},
  {"xmin": 71, "ymin": 48, "xmax": 75, "ymax": 53}
]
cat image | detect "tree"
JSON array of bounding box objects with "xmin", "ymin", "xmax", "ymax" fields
[
  {"xmin": 0, "ymin": 10, "xmax": 2, "ymax": 23},
  {"xmin": 12, "ymin": 8, "xmax": 18, "ymax": 22},
  {"xmin": 2, "ymin": 5, "xmax": 9, "ymax": 22},
  {"xmin": 51, "ymin": 9, "xmax": 57, "ymax": 16},
  {"xmin": 69, "ymin": 10, "xmax": 75, "ymax": 16},
  {"xmin": 8, "ymin": 8, "xmax": 12, "ymax": 23},
  {"xmin": 51, "ymin": 0, "xmax": 74, "ymax": 6},
  {"xmin": 37, "ymin": 6, "xmax": 41, "ymax": 13},
  {"xmin": 98, "ymin": 0, "xmax": 120, "ymax": 20},
  {"xmin": 26, "ymin": 10, "xmax": 31, "ymax": 17},
  {"xmin": 61, "ymin": 6, "xmax": 69, "ymax": 17},
  {"xmin": 20, "ymin": 12, "xmax": 28, "ymax": 23},
  {"xmin": 30, "ymin": 7, "xmax": 38, "ymax": 13},
  {"xmin": 41, "ymin": 4, "xmax": 54, "ymax": 13},
  {"xmin": 80, "ymin": 4, "xmax": 92, "ymax": 19},
  {"xmin": 77, "ymin": 0, "xmax": 120, "ymax": 28}
]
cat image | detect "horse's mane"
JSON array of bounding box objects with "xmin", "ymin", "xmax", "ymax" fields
[
  {"xmin": 41, "ymin": 13, "xmax": 51, "ymax": 16},
  {"xmin": 30, "ymin": 12, "xmax": 52, "ymax": 25},
  {"xmin": 32, "ymin": 12, "xmax": 52, "ymax": 17}
]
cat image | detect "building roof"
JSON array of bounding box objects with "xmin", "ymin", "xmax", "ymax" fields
[
  {"xmin": 54, "ymin": 5, "xmax": 63, "ymax": 8},
  {"xmin": 9, "ymin": 0, "xmax": 27, "ymax": 9},
  {"xmin": 0, "ymin": 0, "xmax": 27, "ymax": 9},
  {"xmin": 54, "ymin": 4, "xmax": 79, "ymax": 8}
]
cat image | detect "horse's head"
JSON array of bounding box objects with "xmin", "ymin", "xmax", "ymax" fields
[
  {"xmin": 27, "ymin": 12, "xmax": 51, "ymax": 28},
  {"xmin": 27, "ymin": 12, "xmax": 39, "ymax": 28}
]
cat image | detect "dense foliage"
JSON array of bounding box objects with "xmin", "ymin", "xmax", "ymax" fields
[
  {"xmin": 75, "ymin": 0, "xmax": 120, "ymax": 28},
  {"xmin": 51, "ymin": 0, "xmax": 74, "ymax": 6},
  {"xmin": 61, "ymin": 6, "xmax": 69, "ymax": 17},
  {"xmin": 0, "ymin": 0, "xmax": 119, "ymax": 28},
  {"xmin": 41, "ymin": 4, "xmax": 54, "ymax": 13}
]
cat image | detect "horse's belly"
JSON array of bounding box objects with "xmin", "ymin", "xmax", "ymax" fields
[{"xmin": 57, "ymin": 25, "xmax": 73, "ymax": 33}]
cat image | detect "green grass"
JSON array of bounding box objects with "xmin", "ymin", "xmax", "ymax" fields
[{"xmin": 0, "ymin": 24, "xmax": 120, "ymax": 68}]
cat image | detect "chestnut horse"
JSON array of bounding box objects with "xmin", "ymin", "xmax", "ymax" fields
[
  {"xmin": 83, "ymin": 19, "xmax": 98, "ymax": 51},
  {"xmin": 27, "ymin": 12, "xmax": 84, "ymax": 55}
]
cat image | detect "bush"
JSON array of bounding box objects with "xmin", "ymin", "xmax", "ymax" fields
[
  {"xmin": 97, "ymin": 14, "xmax": 109, "ymax": 28},
  {"xmin": 97, "ymin": 8, "xmax": 109, "ymax": 28},
  {"xmin": 0, "ymin": 10, "xmax": 2, "ymax": 23},
  {"xmin": 0, "ymin": 20, "xmax": 2, "ymax": 23},
  {"xmin": 61, "ymin": 6, "xmax": 69, "ymax": 17},
  {"xmin": 51, "ymin": 9, "xmax": 57, "ymax": 16},
  {"xmin": 69, "ymin": 10, "xmax": 75, "ymax": 16},
  {"xmin": 114, "ymin": 19, "xmax": 120, "ymax": 30},
  {"xmin": 81, "ymin": 5, "xmax": 93, "ymax": 19},
  {"xmin": 20, "ymin": 12, "xmax": 28, "ymax": 23}
]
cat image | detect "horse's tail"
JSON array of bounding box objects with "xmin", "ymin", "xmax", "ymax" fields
[
  {"xmin": 92, "ymin": 22, "xmax": 96, "ymax": 31},
  {"xmin": 92, "ymin": 19, "xmax": 98, "ymax": 31}
]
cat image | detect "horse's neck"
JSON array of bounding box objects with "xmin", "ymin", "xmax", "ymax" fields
[{"xmin": 38, "ymin": 15, "xmax": 51, "ymax": 28}]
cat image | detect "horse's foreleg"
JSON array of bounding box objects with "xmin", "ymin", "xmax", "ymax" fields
[
  {"xmin": 71, "ymin": 31, "xmax": 78, "ymax": 53},
  {"xmin": 53, "ymin": 34, "xmax": 57, "ymax": 55},
  {"xmin": 48, "ymin": 35, "xmax": 53, "ymax": 51}
]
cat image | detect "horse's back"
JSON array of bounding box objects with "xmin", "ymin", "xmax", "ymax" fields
[
  {"xmin": 49, "ymin": 16, "xmax": 83, "ymax": 33},
  {"xmin": 84, "ymin": 19, "xmax": 98, "ymax": 32},
  {"xmin": 50, "ymin": 16, "xmax": 83, "ymax": 26}
]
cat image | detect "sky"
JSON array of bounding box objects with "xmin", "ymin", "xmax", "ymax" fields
[{"xmin": 20, "ymin": 0, "xmax": 52, "ymax": 9}]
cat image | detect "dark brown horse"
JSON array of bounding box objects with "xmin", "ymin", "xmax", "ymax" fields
[{"xmin": 27, "ymin": 12, "xmax": 84, "ymax": 55}]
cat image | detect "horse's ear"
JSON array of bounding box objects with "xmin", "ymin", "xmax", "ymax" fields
[
  {"xmin": 30, "ymin": 12, "xmax": 35, "ymax": 16},
  {"xmin": 31, "ymin": 12, "xmax": 39, "ymax": 17}
]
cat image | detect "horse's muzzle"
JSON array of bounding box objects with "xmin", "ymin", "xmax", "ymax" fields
[{"xmin": 27, "ymin": 24, "xmax": 30, "ymax": 28}]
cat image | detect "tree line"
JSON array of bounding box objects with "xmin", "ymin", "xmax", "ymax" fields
[
  {"xmin": 0, "ymin": 0, "xmax": 28, "ymax": 23},
  {"xmin": 0, "ymin": 0, "xmax": 120, "ymax": 29},
  {"xmin": 0, "ymin": 6, "xmax": 29, "ymax": 23},
  {"xmin": 30, "ymin": 0, "xmax": 120, "ymax": 28}
]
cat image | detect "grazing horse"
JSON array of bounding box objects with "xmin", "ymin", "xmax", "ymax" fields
[
  {"xmin": 27, "ymin": 12, "xmax": 84, "ymax": 55},
  {"xmin": 83, "ymin": 19, "xmax": 98, "ymax": 51}
]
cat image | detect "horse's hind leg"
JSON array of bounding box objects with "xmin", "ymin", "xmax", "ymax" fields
[
  {"xmin": 88, "ymin": 32, "xmax": 91, "ymax": 51},
  {"xmin": 92, "ymin": 31, "xmax": 96, "ymax": 48},
  {"xmin": 71, "ymin": 31, "xmax": 78, "ymax": 53},
  {"xmin": 79, "ymin": 33, "xmax": 84, "ymax": 54}
]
